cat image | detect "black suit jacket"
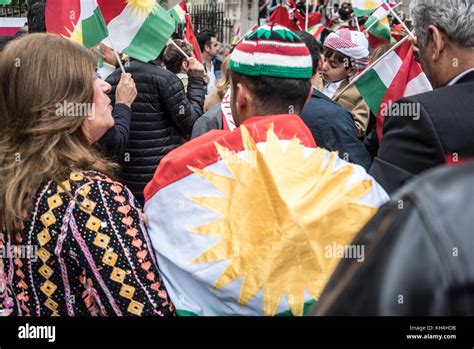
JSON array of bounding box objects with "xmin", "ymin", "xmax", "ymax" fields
[
  {"xmin": 369, "ymin": 70, "xmax": 474, "ymax": 195},
  {"xmin": 311, "ymin": 161, "xmax": 474, "ymax": 316}
]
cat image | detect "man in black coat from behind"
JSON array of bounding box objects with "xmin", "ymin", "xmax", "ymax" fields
[
  {"xmin": 107, "ymin": 54, "xmax": 206, "ymax": 204},
  {"xmin": 369, "ymin": 0, "xmax": 474, "ymax": 195}
]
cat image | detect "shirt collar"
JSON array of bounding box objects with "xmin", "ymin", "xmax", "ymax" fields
[{"xmin": 447, "ymin": 68, "xmax": 474, "ymax": 86}]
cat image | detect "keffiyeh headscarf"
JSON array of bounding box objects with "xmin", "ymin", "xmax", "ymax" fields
[{"xmin": 324, "ymin": 29, "xmax": 370, "ymax": 70}]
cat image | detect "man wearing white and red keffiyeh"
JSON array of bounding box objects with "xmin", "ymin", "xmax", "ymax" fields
[{"xmin": 321, "ymin": 28, "xmax": 371, "ymax": 138}]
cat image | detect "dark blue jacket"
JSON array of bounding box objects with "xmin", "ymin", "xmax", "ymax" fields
[
  {"xmin": 98, "ymin": 103, "xmax": 132, "ymax": 159},
  {"xmin": 300, "ymin": 89, "xmax": 372, "ymax": 171}
]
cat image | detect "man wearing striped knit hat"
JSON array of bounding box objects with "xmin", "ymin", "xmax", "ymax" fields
[{"xmin": 144, "ymin": 23, "xmax": 388, "ymax": 316}]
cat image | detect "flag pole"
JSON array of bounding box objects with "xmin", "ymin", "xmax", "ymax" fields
[
  {"xmin": 113, "ymin": 50, "xmax": 126, "ymax": 74},
  {"xmin": 349, "ymin": 34, "xmax": 410, "ymax": 86},
  {"xmin": 106, "ymin": 38, "xmax": 126, "ymax": 74},
  {"xmin": 305, "ymin": 0, "xmax": 309, "ymax": 31},
  {"xmin": 355, "ymin": 15, "xmax": 361, "ymax": 31},
  {"xmin": 386, "ymin": 1, "xmax": 415, "ymax": 41},
  {"xmin": 168, "ymin": 39, "xmax": 190, "ymax": 60},
  {"xmin": 365, "ymin": 2, "xmax": 402, "ymax": 33}
]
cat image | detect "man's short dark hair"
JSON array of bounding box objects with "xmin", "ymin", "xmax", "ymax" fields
[
  {"xmin": 163, "ymin": 39, "xmax": 193, "ymax": 74},
  {"xmin": 197, "ymin": 30, "xmax": 217, "ymax": 52},
  {"xmin": 27, "ymin": 2, "xmax": 46, "ymax": 33},
  {"xmin": 296, "ymin": 31, "xmax": 322, "ymax": 76},
  {"xmin": 231, "ymin": 72, "xmax": 312, "ymax": 116}
]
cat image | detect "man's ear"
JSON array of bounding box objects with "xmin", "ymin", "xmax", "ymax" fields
[
  {"xmin": 427, "ymin": 25, "xmax": 446, "ymax": 62},
  {"xmin": 182, "ymin": 60, "xmax": 189, "ymax": 71},
  {"xmin": 235, "ymin": 83, "xmax": 250, "ymax": 114}
]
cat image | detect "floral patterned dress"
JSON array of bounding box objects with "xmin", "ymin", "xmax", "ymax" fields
[{"xmin": 0, "ymin": 171, "xmax": 174, "ymax": 316}]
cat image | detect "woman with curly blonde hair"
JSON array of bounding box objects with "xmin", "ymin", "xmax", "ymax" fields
[{"xmin": 0, "ymin": 34, "xmax": 174, "ymax": 316}]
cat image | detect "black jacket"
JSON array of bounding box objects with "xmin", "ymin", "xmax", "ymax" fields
[
  {"xmin": 191, "ymin": 103, "xmax": 223, "ymax": 139},
  {"xmin": 312, "ymin": 161, "xmax": 474, "ymax": 316},
  {"xmin": 300, "ymin": 89, "xmax": 372, "ymax": 171},
  {"xmin": 106, "ymin": 60, "xmax": 206, "ymax": 204},
  {"xmin": 370, "ymin": 71, "xmax": 474, "ymax": 195}
]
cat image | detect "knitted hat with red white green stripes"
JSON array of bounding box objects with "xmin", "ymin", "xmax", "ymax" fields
[{"xmin": 229, "ymin": 23, "xmax": 313, "ymax": 79}]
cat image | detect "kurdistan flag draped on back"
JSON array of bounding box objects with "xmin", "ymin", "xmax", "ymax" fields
[
  {"xmin": 353, "ymin": 39, "xmax": 432, "ymax": 141},
  {"xmin": 144, "ymin": 115, "xmax": 389, "ymax": 316}
]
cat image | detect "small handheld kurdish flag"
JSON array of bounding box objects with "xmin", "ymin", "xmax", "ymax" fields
[
  {"xmin": 353, "ymin": 39, "xmax": 432, "ymax": 141},
  {"xmin": 144, "ymin": 116, "xmax": 389, "ymax": 316},
  {"xmin": 168, "ymin": 2, "xmax": 186, "ymax": 25},
  {"xmin": 46, "ymin": 0, "xmax": 108, "ymax": 48},
  {"xmin": 104, "ymin": 0, "xmax": 176, "ymax": 63},
  {"xmin": 352, "ymin": 0, "xmax": 383, "ymax": 18},
  {"xmin": 365, "ymin": 2, "xmax": 398, "ymax": 47},
  {"xmin": 307, "ymin": 23, "xmax": 325, "ymax": 42}
]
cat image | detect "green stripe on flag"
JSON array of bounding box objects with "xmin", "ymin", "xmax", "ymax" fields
[
  {"xmin": 176, "ymin": 309, "xmax": 198, "ymax": 316},
  {"xmin": 175, "ymin": 300, "xmax": 315, "ymax": 316},
  {"xmin": 355, "ymin": 69, "xmax": 388, "ymax": 115},
  {"xmin": 82, "ymin": 6, "xmax": 109, "ymax": 49},
  {"xmin": 123, "ymin": 4, "xmax": 175, "ymax": 63},
  {"xmin": 276, "ymin": 300, "xmax": 315, "ymax": 316},
  {"xmin": 368, "ymin": 22, "xmax": 391, "ymax": 41},
  {"xmin": 0, "ymin": 0, "xmax": 12, "ymax": 5},
  {"xmin": 353, "ymin": 8, "xmax": 375, "ymax": 17}
]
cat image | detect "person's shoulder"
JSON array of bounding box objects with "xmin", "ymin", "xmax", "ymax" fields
[
  {"xmin": 62, "ymin": 170, "xmax": 127, "ymax": 197},
  {"xmin": 307, "ymin": 89, "xmax": 355, "ymax": 122}
]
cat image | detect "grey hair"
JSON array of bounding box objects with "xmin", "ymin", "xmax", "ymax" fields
[{"xmin": 410, "ymin": 0, "xmax": 474, "ymax": 48}]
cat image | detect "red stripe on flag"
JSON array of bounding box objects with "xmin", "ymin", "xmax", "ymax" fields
[
  {"xmin": 97, "ymin": 0, "xmax": 128, "ymax": 25},
  {"xmin": 178, "ymin": 0, "xmax": 188, "ymax": 12},
  {"xmin": 144, "ymin": 115, "xmax": 316, "ymax": 202},
  {"xmin": 0, "ymin": 27, "xmax": 20, "ymax": 36},
  {"xmin": 46, "ymin": 0, "xmax": 80, "ymax": 37},
  {"xmin": 376, "ymin": 41, "xmax": 418, "ymax": 141},
  {"xmin": 269, "ymin": 7, "xmax": 301, "ymax": 32},
  {"xmin": 368, "ymin": 32, "xmax": 389, "ymax": 50},
  {"xmin": 184, "ymin": 14, "xmax": 202, "ymax": 63}
]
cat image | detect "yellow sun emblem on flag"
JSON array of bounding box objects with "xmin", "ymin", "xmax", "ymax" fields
[
  {"xmin": 127, "ymin": 0, "xmax": 156, "ymax": 16},
  {"xmin": 65, "ymin": 22, "xmax": 83, "ymax": 46},
  {"xmin": 187, "ymin": 124, "xmax": 378, "ymax": 316}
]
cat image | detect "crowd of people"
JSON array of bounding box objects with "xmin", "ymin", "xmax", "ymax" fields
[{"xmin": 0, "ymin": 0, "xmax": 473, "ymax": 316}]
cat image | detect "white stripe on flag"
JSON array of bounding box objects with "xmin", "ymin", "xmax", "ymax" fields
[
  {"xmin": 103, "ymin": 4, "xmax": 148, "ymax": 52},
  {"xmin": 404, "ymin": 72, "xmax": 432, "ymax": 97},
  {"xmin": 0, "ymin": 18, "xmax": 27, "ymax": 27},
  {"xmin": 80, "ymin": 0, "xmax": 96, "ymax": 19},
  {"xmin": 372, "ymin": 50, "xmax": 403, "ymax": 88}
]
